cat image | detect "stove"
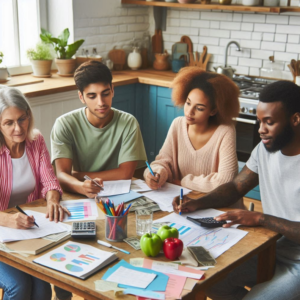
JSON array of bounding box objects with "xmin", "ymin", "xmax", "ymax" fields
[
  {"xmin": 232, "ymin": 75, "xmax": 278, "ymax": 162},
  {"xmin": 233, "ymin": 74, "xmax": 277, "ymax": 117}
]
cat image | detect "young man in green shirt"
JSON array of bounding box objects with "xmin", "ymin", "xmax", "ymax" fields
[{"xmin": 51, "ymin": 61, "xmax": 147, "ymax": 198}]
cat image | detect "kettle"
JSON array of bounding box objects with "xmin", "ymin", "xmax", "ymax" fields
[{"xmin": 213, "ymin": 66, "xmax": 236, "ymax": 79}]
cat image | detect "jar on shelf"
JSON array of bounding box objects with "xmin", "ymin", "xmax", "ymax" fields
[{"xmin": 127, "ymin": 47, "xmax": 142, "ymax": 70}]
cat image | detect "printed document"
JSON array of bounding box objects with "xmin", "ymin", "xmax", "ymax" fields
[
  {"xmin": 0, "ymin": 211, "xmax": 71, "ymax": 243},
  {"xmin": 130, "ymin": 179, "xmax": 152, "ymax": 193},
  {"xmin": 106, "ymin": 266, "xmax": 157, "ymax": 289},
  {"xmin": 98, "ymin": 180, "xmax": 131, "ymax": 197},
  {"xmin": 153, "ymin": 210, "xmax": 248, "ymax": 258},
  {"xmin": 141, "ymin": 183, "xmax": 191, "ymax": 211}
]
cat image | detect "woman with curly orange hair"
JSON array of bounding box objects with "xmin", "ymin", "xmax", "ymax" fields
[{"xmin": 144, "ymin": 67, "xmax": 243, "ymax": 208}]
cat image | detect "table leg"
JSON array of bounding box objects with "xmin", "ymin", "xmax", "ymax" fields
[{"xmin": 257, "ymin": 243, "xmax": 276, "ymax": 283}]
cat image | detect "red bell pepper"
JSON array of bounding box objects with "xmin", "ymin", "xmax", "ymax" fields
[{"xmin": 163, "ymin": 237, "xmax": 183, "ymax": 260}]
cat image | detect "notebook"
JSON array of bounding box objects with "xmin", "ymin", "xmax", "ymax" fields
[
  {"xmin": 33, "ymin": 241, "xmax": 118, "ymax": 280},
  {"xmin": 4, "ymin": 231, "xmax": 71, "ymax": 255}
]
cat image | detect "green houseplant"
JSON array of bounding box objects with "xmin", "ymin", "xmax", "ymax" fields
[
  {"xmin": 0, "ymin": 52, "xmax": 10, "ymax": 83},
  {"xmin": 40, "ymin": 28, "xmax": 84, "ymax": 76},
  {"xmin": 27, "ymin": 42, "xmax": 55, "ymax": 77}
]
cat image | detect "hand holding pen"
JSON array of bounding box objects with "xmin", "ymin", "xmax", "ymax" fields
[
  {"xmin": 145, "ymin": 161, "xmax": 161, "ymax": 190},
  {"xmin": 82, "ymin": 175, "xmax": 104, "ymax": 198},
  {"xmin": 14, "ymin": 205, "xmax": 39, "ymax": 229}
]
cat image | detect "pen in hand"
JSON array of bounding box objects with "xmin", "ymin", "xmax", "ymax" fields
[
  {"xmin": 84, "ymin": 175, "xmax": 104, "ymax": 191},
  {"xmin": 15, "ymin": 205, "xmax": 39, "ymax": 228},
  {"xmin": 179, "ymin": 188, "xmax": 183, "ymax": 216},
  {"xmin": 145, "ymin": 161, "xmax": 159, "ymax": 184}
]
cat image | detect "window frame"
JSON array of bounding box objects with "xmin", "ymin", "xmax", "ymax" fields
[{"xmin": 8, "ymin": 0, "xmax": 47, "ymax": 76}]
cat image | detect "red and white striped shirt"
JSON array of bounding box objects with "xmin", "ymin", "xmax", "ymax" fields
[{"xmin": 0, "ymin": 134, "xmax": 62, "ymax": 211}]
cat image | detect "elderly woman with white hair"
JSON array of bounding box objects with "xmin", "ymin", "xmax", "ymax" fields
[{"xmin": 0, "ymin": 86, "xmax": 71, "ymax": 300}]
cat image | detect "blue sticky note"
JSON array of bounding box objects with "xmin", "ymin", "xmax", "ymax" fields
[
  {"xmin": 102, "ymin": 260, "xmax": 168, "ymax": 292},
  {"xmin": 109, "ymin": 191, "xmax": 142, "ymax": 206},
  {"xmin": 124, "ymin": 288, "xmax": 165, "ymax": 299}
]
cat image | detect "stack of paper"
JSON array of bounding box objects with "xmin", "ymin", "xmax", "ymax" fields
[
  {"xmin": 141, "ymin": 183, "xmax": 191, "ymax": 212},
  {"xmin": 153, "ymin": 209, "xmax": 248, "ymax": 258},
  {"xmin": 102, "ymin": 260, "xmax": 169, "ymax": 299},
  {"xmin": 130, "ymin": 179, "xmax": 152, "ymax": 193},
  {"xmin": 0, "ymin": 211, "xmax": 71, "ymax": 243},
  {"xmin": 34, "ymin": 242, "xmax": 118, "ymax": 280},
  {"xmin": 98, "ymin": 180, "xmax": 131, "ymax": 197}
]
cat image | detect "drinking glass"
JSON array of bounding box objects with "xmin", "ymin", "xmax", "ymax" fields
[{"xmin": 135, "ymin": 209, "xmax": 153, "ymax": 236}]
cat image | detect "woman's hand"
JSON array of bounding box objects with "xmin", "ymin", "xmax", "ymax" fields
[
  {"xmin": 7, "ymin": 212, "xmax": 36, "ymax": 229},
  {"xmin": 45, "ymin": 190, "xmax": 70, "ymax": 222},
  {"xmin": 46, "ymin": 199, "xmax": 71, "ymax": 222},
  {"xmin": 172, "ymin": 195, "xmax": 200, "ymax": 214},
  {"xmin": 81, "ymin": 177, "xmax": 103, "ymax": 198},
  {"xmin": 145, "ymin": 172, "xmax": 162, "ymax": 190},
  {"xmin": 215, "ymin": 210, "xmax": 263, "ymax": 228}
]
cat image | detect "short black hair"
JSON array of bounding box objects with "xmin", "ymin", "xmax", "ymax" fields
[
  {"xmin": 74, "ymin": 60, "xmax": 112, "ymax": 94},
  {"xmin": 260, "ymin": 80, "xmax": 300, "ymax": 117}
]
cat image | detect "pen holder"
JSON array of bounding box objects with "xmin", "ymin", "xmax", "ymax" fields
[{"xmin": 105, "ymin": 214, "xmax": 128, "ymax": 242}]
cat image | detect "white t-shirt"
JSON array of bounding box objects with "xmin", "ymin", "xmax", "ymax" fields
[
  {"xmin": 246, "ymin": 142, "xmax": 300, "ymax": 261},
  {"xmin": 9, "ymin": 149, "xmax": 36, "ymax": 208}
]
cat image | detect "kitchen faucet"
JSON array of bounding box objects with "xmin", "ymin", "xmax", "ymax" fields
[{"xmin": 224, "ymin": 41, "xmax": 241, "ymax": 67}]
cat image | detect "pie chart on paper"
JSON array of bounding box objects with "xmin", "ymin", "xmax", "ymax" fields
[
  {"xmin": 64, "ymin": 244, "xmax": 81, "ymax": 252},
  {"xmin": 65, "ymin": 264, "xmax": 84, "ymax": 272},
  {"xmin": 50, "ymin": 253, "xmax": 66, "ymax": 262}
]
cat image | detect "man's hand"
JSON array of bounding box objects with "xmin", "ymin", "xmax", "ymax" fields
[
  {"xmin": 7, "ymin": 213, "xmax": 35, "ymax": 229},
  {"xmin": 81, "ymin": 177, "xmax": 103, "ymax": 198},
  {"xmin": 46, "ymin": 199, "xmax": 71, "ymax": 223},
  {"xmin": 215, "ymin": 210, "xmax": 263, "ymax": 228},
  {"xmin": 172, "ymin": 195, "xmax": 200, "ymax": 214},
  {"xmin": 145, "ymin": 172, "xmax": 162, "ymax": 190}
]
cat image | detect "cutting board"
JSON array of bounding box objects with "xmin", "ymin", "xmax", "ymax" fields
[
  {"xmin": 152, "ymin": 29, "xmax": 163, "ymax": 54},
  {"xmin": 108, "ymin": 48, "xmax": 126, "ymax": 71}
]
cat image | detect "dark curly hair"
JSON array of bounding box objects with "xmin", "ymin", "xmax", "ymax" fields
[
  {"xmin": 259, "ymin": 80, "xmax": 300, "ymax": 117},
  {"xmin": 74, "ymin": 60, "xmax": 112, "ymax": 94},
  {"xmin": 171, "ymin": 67, "xmax": 240, "ymax": 125}
]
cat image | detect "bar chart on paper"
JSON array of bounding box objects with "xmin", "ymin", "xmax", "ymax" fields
[{"xmin": 60, "ymin": 199, "xmax": 99, "ymax": 222}]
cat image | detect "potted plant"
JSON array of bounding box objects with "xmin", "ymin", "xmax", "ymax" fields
[
  {"xmin": 0, "ymin": 52, "xmax": 10, "ymax": 83},
  {"xmin": 27, "ymin": 42, "xmax": 55, "ymax": 77},
  {"xmin": 40, "ymin": 28, "xmax": 84, "ymax": 76}
]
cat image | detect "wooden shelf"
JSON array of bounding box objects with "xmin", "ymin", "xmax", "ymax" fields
[{"xmin": 121, "ymin": 0, "xmax": 300, "ymax": 13}]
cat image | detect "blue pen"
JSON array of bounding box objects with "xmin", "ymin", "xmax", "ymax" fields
[
  {"xmin": 179, "ymin": 188, "xmax": 183, "ymax": 215},
  {"xmin": 122, "ymin": 203, "xmax": 132, "ymax": 216},
  {"xmin": 145, "ymin": 161, "xmax": 155, "ymax": 177}
]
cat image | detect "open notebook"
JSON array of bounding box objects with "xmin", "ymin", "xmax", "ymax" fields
[{"xmin": 33, "ymin": 241, "xmax": 118, "ymax": 280}]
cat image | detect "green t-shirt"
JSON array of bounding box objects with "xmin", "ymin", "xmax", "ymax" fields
[{"xmin": 51, "ymin": 107, "xmax": 147, "ymax": 172}]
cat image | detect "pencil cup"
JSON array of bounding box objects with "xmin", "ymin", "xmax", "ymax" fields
[{"xmin": 105, "ymin": 214, "xmax": 128, "ymax": 242}]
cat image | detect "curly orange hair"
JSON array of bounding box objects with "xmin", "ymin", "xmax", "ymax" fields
[{"xmin": 171, "ymin": 67, "xmax": 240, "ymax": 125}]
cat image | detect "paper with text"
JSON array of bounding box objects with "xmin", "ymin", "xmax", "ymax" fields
[
  {"xmin": 0, "ymin": 211, "xmax": 71, "ymax": 243},
  {"xmin": 98, "ymin": 180, "xmax": 131, "ymax": 197}
]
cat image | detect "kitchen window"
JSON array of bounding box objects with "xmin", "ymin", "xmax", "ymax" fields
[{"xmin": 0, "ymin": 0, "xmax": 47, "ymax": 75}]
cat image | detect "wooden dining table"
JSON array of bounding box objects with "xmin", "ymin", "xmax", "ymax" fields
[{"xmin": 0, "ymin": 191, "xmax": 281, "ymax": 300}]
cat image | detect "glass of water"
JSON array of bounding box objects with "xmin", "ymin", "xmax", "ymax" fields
[{"xmin": 135, "ymin": 209, "xmax": 153, "ymax": 236}]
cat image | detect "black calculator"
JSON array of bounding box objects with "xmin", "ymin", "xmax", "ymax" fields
[
  {"xmin": 186, "ymin": 217, "xmax": 226, "ymax": 228},
  {"xmin": 71, "ymin": 222, "xmax": 96, "ymax": 239}
]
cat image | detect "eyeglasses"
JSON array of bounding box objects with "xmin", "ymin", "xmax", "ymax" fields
[{"xmin": 1, "ymin": 115, "xmax": 30, "ymax": 130}]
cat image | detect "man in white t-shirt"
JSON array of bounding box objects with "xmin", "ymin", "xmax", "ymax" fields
[{"xmin": 172, "ymin": 80, "xmax": 300, "ymax": 299}]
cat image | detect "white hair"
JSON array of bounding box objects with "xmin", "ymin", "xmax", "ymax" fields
[{"xmin": 0, "ymin": 86, "xmax": 38, "ymax": 147}]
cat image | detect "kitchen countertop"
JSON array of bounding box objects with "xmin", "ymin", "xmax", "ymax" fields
[{"xmin": 4, "ymin": 69, "xmax": 177, "ymax": 98}]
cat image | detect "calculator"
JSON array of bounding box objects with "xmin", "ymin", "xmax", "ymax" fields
[
  {"xmin": 71, "ymin": 222, "xmax": 97, "ymax": 239},
  {"xmin": 186, "ymin": 217, "xmax": 226, "ymax": 228}
]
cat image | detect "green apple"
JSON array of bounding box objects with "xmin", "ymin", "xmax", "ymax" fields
[
  {"xmin": 140, "ymin": 233, "xmax": 162, "ymax": 257},
  {"xmin": 157, "ymin": 225, "xmax": 179, "ymax": 242}
]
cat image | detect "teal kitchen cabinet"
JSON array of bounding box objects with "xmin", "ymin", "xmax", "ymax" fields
[
  {"xmin": 156, "ymin": 87, "xmax": 184, "ymax": 156},
  {"xmin": 113, "ymin": 84, "xmax": 136, "ymax": 116},
  {"xmin": 141, "ymin": 85, "xmax": 184, "ymax": 162}
]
